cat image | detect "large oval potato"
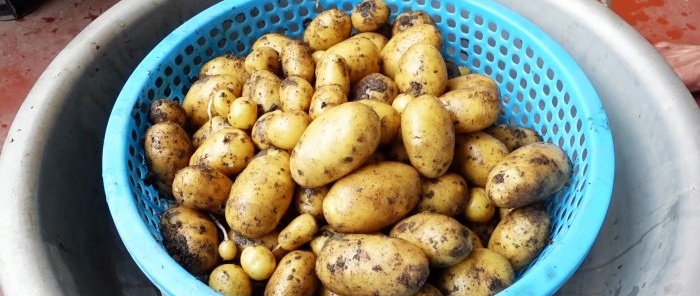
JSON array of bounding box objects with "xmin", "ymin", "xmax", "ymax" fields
[
  {"xmin": 225, "ymin": 149, "xmax": 296, "ymax": 238},
  {"xmin": 390, "ymin": 213, "xmax": 473, "ymax": 268},
  {"xmin": 488, "ymin": 205, "xmax": 551, "ymax": 270},
  {"xmin": 265, "ymin": 250, "xmax": 319, "ymax": 296},
  {"xmin": 380, "ymin": 24, "xmax": 442, "ymax": 79},
  {"xmin": 303, "ymin": 9, "xmax": 352, "ymax": 51},
  {"xmin": 395, "ymin": 43, "xmax": 447, "ymax": 97},
  {"xmin": 323, "ymin": 161, "xmax": 421, "ymax": 233},
  {"xmin": 484, "ymin": 124, "xmax": 542, "ymax": 152},
  {"xmin": 452, "ymin": 132, "xmax": 509, "ymax": 187},
  {"xmin": 183, "ymin": 74, "xmax": 243, "ymax": 128},
  {"xmin": 189, "ymin": 127, "xmax": 255, "ymax": 176},
  {"xmin": 160, "ymin": 206, "xmax": 219, "ymax": 275},
  {"xmin": 486, "ymin": 142, "xmax": 572, "ymax": 208},
  {"xmin": 316, "ymin": 234, "xmax": 430, "ymax": 296},
  {"xmin": 434, "ymin": 248, "xmax": 514, "ymax": 296},
  {"xmin": 143, "ymin": 121, "xmax": 192, "ymax": 195},
  {"xmin": 291, "ymin": 102, "xmax": 381, "ymax": 188},
  {"xmin": 414, "ymin": 173, "xmax": 468, "ymax": 217},
  {"xmin": 172, "ymin": 165, "xmax": 233, "ymax": 214},
  {"xmin": 281, "ymin": 40, "xmax": 315, "ymax": 82},
  {"xmin": 401, "ymin": 95, "xmax": 455, "ymax": 178},
  {"xmin": 438, "ymin": 86, "xmax": 501, "ymax": 133},
  {"xmin": 322, "ymin": 37, "xmax": 381, "ymax": 84}
]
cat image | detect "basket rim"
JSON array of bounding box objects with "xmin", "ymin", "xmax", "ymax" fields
[{"xmin": 102, "ymin": 0, "xmax": 615, "ymax": 295}]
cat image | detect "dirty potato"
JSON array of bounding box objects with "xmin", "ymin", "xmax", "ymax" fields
[
  {"xmin": 279, "ymin": 76, "xmax": 314, "ymax": 112},
  {"xmin": 391, "ymin": 10, "xmax": 434, "ymax": 36},
  {"xmin": 322, "ymin": 34, "xmax": 381, "ymax": 84},
  {"xmin": 414, "ymin": 173, "xmax": 468, "ymax": 217},
  {"xmin": 308, "ymin": 84, "xmax": 349, "ymax": 119},
  {"xmin": 199, "ymin": 54, "xmax": 248, "ymax": 86},
  {"xmin": 189, "ymin": 127, "xmax": 255, "ymax": 176},
  {"xmin": 351, "ymin": 0, "xmax": 390, "ymax": 32},
  {"xmin": 265, "ymin": 250, "xmax": 319, "ymax": 296},
  {"xmin": 484, "ymin": 124, "xmax": 542, "ymax": 152},
  {"xmin": 488, "ymin": 205, "xmax": 551, "ymax": 270},
  {"xmin": 245, "ymin": 46, "xmax": 281, "ymax": 75},
  {"xmin": 434, "ymin": 248, "xmax": 515, "ymax": 296},
  {"xmin": 143, "ymin": 121, "xmax": 192, "ymax": 195},
  {"xmin": 438, "ymin": 86, "xmax": 501, "ymax": 133},
  {"xmin": 160, "ymin": 206, "xmax": 219, "ymax": 275},
  {"xmin": 452, "ymin": 132, "xmax": 509, "ymax": 187},
  {"xmin": 277, "ymin": 214, "xmax": 319, "ymax": 251},
  {"xmin": 463, "ymin": 187, "xmax": 495, "ymax": 223},
  {"xmin": 413, "ymin": 284, "xmax": 443, "ymax": 296},
  {"xmin": 395, "ymin": 43, "xmax": 447, "ymax": 97},
  {"xmin": 380, "ymin": 24, "xmax": 442, "ymax": 79},
  {"xmin": 357, "ymin": 99, "xmax": 400, "ymax": 146},
  {"xmin": 349, "ymin": 32, "xmax": 389, "ymax": 51},
  {"xmin": 315, "ymin": 54, "xmax": 351, "ymax": 94},
  {"xmin": 183, "ymin": 74, "xmax": 243, "ymax": 128},
  {"xmin": 252, "ymin": 33, "xmax": 293, "ymax": 54},
  {"xmin": 148, "ymin": 99, "xmax": 187, "ymax": 126},
  {"xmin": 281, "ymin": 40, "xmax": 315, "ymax": 82},
  {"xmin": 303, "ymin": 9, "xmax": 352, "ymax": 51},
  {"xmin": 295, "ymin": 186, "xmax": 330, "ymax": 221},
  {"xmin": 172, "ymin": 165, "xmax": 233, "ymax": 214},
  {"xmin": 209, "ymin": 264, "xmax": 253, "ymax": 296},
  {"xmin": 401, "ymin": 95, "xmax": 455, "ymax": 178},
  {"xmin": 191, "ymin": 116, "xmax": 232, "ymax": 148},
  {"xmin": 227, "ymin": 97, "xmax": 258, "ymax": 130},
  {"xmin": 351, "ymin": 72, "xmax": 399, "ymax": 104}
]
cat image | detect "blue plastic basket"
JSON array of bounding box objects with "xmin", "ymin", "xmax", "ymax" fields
[{"xmin": 102, "ymin": 0, "xmax": 615, "ymax": 295}]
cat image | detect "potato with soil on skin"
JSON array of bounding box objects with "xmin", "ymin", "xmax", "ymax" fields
[
  {"xmin": 391, "ymin": 10, "xmax": 434, "ymax": 36},
  {"xmin": 357, "ymin": 99, "xmax": 400, "ymax": 146},
  {"xmin": 463, "ymin": 187, "xmax": 496, "ymax": 223},
  {"xmin": 226, "ymin": 149, "xmax": 296, "ymax": 238},
  {"xmin": 349, "ymin": 32, "xmax": 388, "ymax": 51},
  {"xmin": 208, "ymin": 264, "xmax": 253, "ymax": 296},
  {"xmin": 295, "ymin": 186, "xmax": 330, "ymax": 221},
  {"xmin": 434, "ymin": 248, "xmax": 515, "ymax": 296},
  {"xmin": 252, "ymin": 110, "xmax": 311, "ymax": 150},
  {"xmin": 240, "ymin": 245, "xmax": 277, "ymax": 281},
  {"xmin": 182, "ymin": 74, "xmax": 243, "ymax": 128},
  {"xmin": 290, "ymin": 102, "xmax": 381, "ymax": 188},
  {"xmin": 395, "ymin": 43, "xmax": 448, "ymax": 97},
  {"xmin": 191, "ymin": 116, "xmax": 231, "ymax": 148},
  {"xmin": 242, "ymin": 69, "xmax": 282, "ymax": 113},
  {"xmin": 488, "ymin": 205, "xmax": 551, "ymax": 270},
  {"xmin": 413, "ymin": 284, "xmax": 444, "ymax": 296},
  {"xmin": 160, "ymin": 205, "xmax": 219, "ymax": 275},
  {"xmin": 279, "ymin": 76, "xmax": 314, "ymax": 112},
  {"xmin": 401, "ymin": 95, "xmax": 455, "ymax": 178},
  {"xmin": 199, "ymin": 54, "xmax": 248, "ymax": 86},
  {"xmin": 227, "ymin": 97, "xmax": 258, "ymax": 130},
  {"xmin": 210, "ymin": 87, "xmax": 237, "ymax": 119},
  {"xmin": 452, "ymin": 132, "xmax": 509, "ymax": 187},
  {"xmin": 323, "ymin": 161, "xmax": 421, "ymax": 233},
  {"xmin": 303, "ymin": 8, "xmax": 352, "ymax": 51},
  {"xmin": 380, "ymin": 23, "xmax": 442, "ymax": 79},
  {"xmin": 281, "ymin": 40, "xmax": 315, "ymax": 82},
  {"xmin": 309, "ymin": 226, "xmax": 339, "ymax": 256},
  {"xmin": 351, "ymin": 72, "xmax": 399, "ymax": 104},
  {"xmin": 390, "ymin": 213, "xmax": 473, "ymax": 268},
  {"xmin": 439, "ymin": 85, "xmax": 501, "ymax": 134},
  {"xmin": 446, "ymin": 73, "xmax": 499, "ymax": 92},
  {"xmin": 321, "ymin": 33, "xmax": 381, "ymax": 85},
  {"xmin": 252, "ymin": 33, "xmax": 293, "ymax": 55},
  {"xmin": 171, "ymin": 165, "xmax": 233, "ymax": 214},
  {"xmin": 315, "ymin": 54, "xmax": 351, "ymax": 94},
  {"xmin": 189, "ymin": 127, "xmax": 255, "ymax": 176},
  {"xmin": 143, "ymin": 121, "xmax": 192, "ymax": 195},
  {"xmin": 316, "ymin": 234, "xmax": 430, "ymax": 296},
  {"xmin": 278, "ymin": 214, "xmax": 319, "ymax": 251},
  {"xmin": 265, "ymin": 250, "xmax": 319, "ymax": 296},
  {"xmin": 414, "ymin": 172, "xmax": 468, "ymax": 217},
  {"xmin": 308, "ymin": 84, "xmax": 348, "ymax": 119},
  {"xmin": 484, "ymin": 124, "xmax": 543, "ymax": 152},
  {"xmin": 245, "ymin": 46, "xmax": 281, "ymax": 75},
  {"xmin": 228, "ymin": 229, "xmax": 286, "ymax": 261},
  {"xmin": 148, "ymin": 99, "xmax": 187, "ymax": 126},
  {"xmin": 351, "ymin": 0, "xmax": 390, "ymax": 32},
  {"xmin": 486, "ymin": 142, "xmax": 572, "ymax": 208}
]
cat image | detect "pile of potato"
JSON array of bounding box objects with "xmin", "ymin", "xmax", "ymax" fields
[{"xmin": 142, "ymin": 1, "xmax": 573, "ymax": 295}]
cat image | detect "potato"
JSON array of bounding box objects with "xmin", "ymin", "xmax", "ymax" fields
[
  {"xmin": 278, "ymin": 214, "xmax": 319, "ymax": 251},
  {"xmin": 452, "ymin": 132, "xmax": 509, "ymax": 187},
  {"xmin": 245, "ymin": 46, "xmax": 281, "ymax": 74},
  {"xmin": 401, "ymin": 95, "xmax": 455, "ymax": 178},
  {"xmin": 252, "ymin": 33, "xmax": 293, "ymax": 54},
  {"xmin": 323, "ymin": 161, "xmax": 421, "ymax": 233},
  {"xmin": 434, "ymin": 248, "xmax": 514, "ymax": 296},
  {"xmin": 280, "ymin": 76, "xmax": 314, "ymax": 112},
  {"xmin": 240, "ymin": 245, "xmax": 277, "ymax": 280},
  {"xmin": 309, "ymin": 84, "xmax": 348, "ymax": 119},
  {"xmin": 390, "ymin": 213, "xmax": 473, "ymax": 267},
  {"xmin": 252, "ymin": 110, "xmax": 310, "ymax": 150},
  {"xmin": 148, "ymin": 99, "xmax": 186, "ymax": 126},
  {"xmin": 309, "ymin": 226, "xmax": 339, "ymax": 256},
  {"xmin": 486, "ymin": 142, "xmax": 572, "ymax": 208},
  {"xmin": 395, "ymin": 43, "xmax": 447, "ymax": 97},
  {"xmin": 322, "ymin": 33, "xmax": 381, "ymax": 84},
  {"xmin": 227, "ymin": 97, "xmax": 258, "ymax": 130},
  {"xmin": 295, "ymin": 186, "xmax": 330, "ymax": 221},
  {"xmin": 281, "ymin": 41, "xmax": 315, "ymax": 82},
  {"xmin": 413, "ymin": 284, "xmax": 443, "ymax": 296},
  {"xmin": 488, "ymin": 205, "xmax": 551, "ymax": 270},
  {"xmin": 464, "ymin": 226, "xmax": 484, "ymax": 249},
  {"xmin": 391, "ymin": 93, "xmax": 414, "ymax": 114},
  {"xmin": 446, "ymin": 73, "xmax": 498, "ymax": 92},
  {"xmin": 414, "ymin": 173, "xmax": 468, "ymax": 217},
  {"xmin": 228, "ymin": 229, "xmax": 284, "ymax": 261},
  {"xmin": 172, "ymin": 165, "xmax": 233, "ymax": 214},
  {"xmin": 189, "ymin": 127, "xmax": 255, "ymax": 176},
  {"xmin": 463, "ymin": 187, "xmax": 495, "ymax": 223},
  {"xmin": 211, "ymin": 87, "xmax": 237, "ymax": 119},
  {"xmin": 192, "ymin": 116, "xmax": 232, "ymax": 148},
  {"xmin": 242, "ymin": 69, "xmax": 282, "ymax": 113},
  {"xmin": 315, "ymin": 54, "xmax": 351, "ymax": 94},
  {"xmin": 183, "ymin": 74, "xmax": 243, "ymax": 128},
  {"xmin": 265, "ymin": 251, "xmax": 319, "ymax": 296},
  {"xmin": 226, "ymin": 149, "xmax": 296, "ymax": 238},
  {"xmin": 351, "ymin": 0, "xmax": 390, "ymax": 32},
  {"xmin": 208, "ymin": 264, "xmax": 253, "ymax": 296},
  {"xmin": 438, "ymin": 86, "xmax": 501, "ymax": 133},
  {"xmin": 380, "ymin": 24, "xmax": 442, "ymax": 79},
  {"xmin": 391, "ymin": 11, "xmax": 434, "ymax": 36},
  {"xmin": 357, "ymin": 99, "xmax": 400, "ymax": 146},
  {"xmin": 349, "ymin": 32, "xmax": 388, "ymax": 51},
  {"xmin": 143, "ymin": 121, "xmax": 192, "ymax": 194},
  {"xmin": 290, "ymin": 102, "xmax": 381, "ymax": 188},
  {"xmin": 303, "ymin": 9, "xmax": 352, "ymax": 51},
  {"xmin": 316, "ymin": 234, "xmax": 429, "ymax": 296},
  {"xmin": 160, "ymin": 206, "xmax": 219, "ymax": 275},
  {"xmin": 318, "ymin": 286, "xmax": 342, "ymax": 296},
  {"xmin": 199, "ymin": 54, "xmax": 248, "ymax": 86},
  {"xmin": 484, "ymin": 124, "xmax": 542, "ymax": 152},
  {"xmin": 351, "ymin": 73, "xmax": 399, "ymax": 104},
  {"xmin": 311, "ymin": 50, "xmax": 326, "ymax": 64}
]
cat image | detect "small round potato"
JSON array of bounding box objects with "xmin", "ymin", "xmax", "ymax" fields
[
  {"xmin": 281, "ymin": 40, "xmax": 315, "ymax": 82},
  {"xmin": 148, "ymin": 99, "xmax": 186, "ymax": 126},
  {"xmin": 172, "ymin": 165, "xmax": 233, "ymax": 214},
  {"xmin": 228, "ymin": 229, "xmax": 283, "ymax": 261},
  {"xmin": 240, "ymin": 245, "xmax": 277, "ymax": 281},
  {"xmin": 452, "ymin": 132, "xmax": 509, "ymax": 187},
  {"xmin": 435, "ymin": 248, "xmax": 515, "ymax": 296},
  {"xmin": 242, "ymin": 69, "xmax": 282, "ymax": 113},
  {"xmin": 484, "ymin": 124, "xmax": 543, "ymax": 152},
  {"xmin": 351, "ymin": 72, "xmax": 399, "ymax": 104},
  {"xmin": 191, "ymin": 116, "xmax": 232, "ymax": 148},
  {"xmin": 438, "ymin": 86, "xmax": 501, "ymax": 133},
  {"xmin": 414, "ymin": 173, "xmax": 468, "ymax": 217},
  {"xmin": 309, "ymin": 84, "xmax": 348, "ymax": 119},
  {"xmin": 278, "ymin": 214, "xmax": 319, "ymax": 251},
  {"xmin": 391, "ymin": 10, "xmax": 434, "ymax": 36},
  {"xmin": 401, "ymin": 95, "xmax": 455, "ymax": 178},
  {"xmin": 303, "ymin": 9, "xmax": 352, "ymax": 51},
  {"xmin": 351, "ymin": 0, "xmax": 390, "ymax": 32},
  {"xmin": 211, "ymin": 88, "xmax": 237, "ymax": 120},
  {"xmin": 227, "ymin": 97, "xmax": 258, "ymax": 130},
  {"xmin": 264, "ymin": 250, "xmax": 319, "ymax": 296},
  {"xmin": 295, "ymin": 186, "xmax": 330, "ymax": 221},
  {"xmin": 280, "ymin": 76, "xmax": 314, "ymax": 112},
  {"xmin": 391, "ymin": 93, "xmax": 415, "ymax": 114},
  {"xmin": 395, "ymin": 43, "xmax": 448, "ymax": 97},
  {"xmin": 189, "ymin": 128, "xmax": 255, "ymax": 176},
  {"xmin": 488, "ymin": 205, "xmax": 551, "ymax": 270},
  {"xmin": 245, "ymin": 46, "xmax": 281, "ymax": 75},
  {"xmin": 144, "ymin": 121, "xmax": 192, "ymax": 194},
  {"xmin": 357, "ymin": 99, "xmax": 400, "ymax": 146},
  {"xmin": 160, "ymin": 206, "xmax": 219, "ymax": 275},
  {"xmin": 463, "ymin": 187, "xmax": 496, "ymax": 223},
  {"xmin": 267, "ymin": 111, "xmax": 311, "ymax": 150},
  {"xmin": 208, "ymin": 264, "xmax": 253, "ymax": 296}
]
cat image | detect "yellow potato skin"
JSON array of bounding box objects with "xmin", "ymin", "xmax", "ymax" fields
[
  {"xmin": 401, "ymin": 95, "xmax": 455, "ymax": 178},
  {"xmin": 323, "ymin": 161, "xmax": 421, "ymax": 233},
  {"xmin": 143, "ymin": 121, "xmax": 192, "ymax": 195},
  {"xmin": 488, "ymin": 205, "xmax": 551, "ymax": 271},
  {"xmin": 279, "ymin": 76, "xmax": 314, "ymax": 112},
  {"xmin": 189, "ymin": 127, "xmax": 255, "ymax": 176},
  {"xmin": 264, "ymin": 250, "xmax": 319, "ymax": 296},
  {"xmin": 349, "ymin": 32, "xmax": 388, "ymax": 52},
  {"xmin": 308, "ymin": 84, "xmax": 348, "ymax": 119},
  {"xmin": 357, "ymin": 100, "xmax": 400, "ymax": 146},
  {"xmin": 395, "ymin": 43, "xmax": 447, "ymax": 97},
  {"xmin": 434, "ymin": 248, "xmax": 515, "ymax": 296},
  {"xmin": 199, "ymin": 54, "xmax": 248, "ymax": 86},
  {"xmin": 191, "ymin": 116, "xmax": 231, "ymax": 148},
  {"xmin": 290, "ymin": 102, "xmax": 381, "ymax": 188},
  {"xmin": 322, "ymin": 37, "xmax": 381, "ymax": 84},
  {"xmin": 183, "ymin": 74, "xmax": 243, "ymax": 128},
  {"xmin": 351, "ymin": 0, "xmax": 390, "ymax": 32},
  {"xmin": 380, "ymin": 24, "xmax": 442, "ymax": 79},
  {"xmin": 452, "ymin": 132, "xmax": 509, "ymax": 187},
  {"xmin": 160, "ymin": 206, "xmax": 219, "ymax": 275},
  {"xmin": 351, "ymin": 72, "xmax": 399, "ymax": 104},
  {"xmin": 172, "ymin": 165, "xmax": 233, "ymax": 214},
  {"xmin": 391, "ymin": 11, "xmax": 433, "ymax": 36},
  {"xmin": 303, "ymin": 9, "xmax": 352, "ymax": 51},
  {"xmin": 281, "ymin": 41, "xmax": 315, "ymax": 83},
  {"xmin": 242, "ymin": 70, "xmax": 282, "ymax": 113},
  {"xmin": 414, "ymin": 173, "xmax": 468, "ymax": 217},
  {"xmin": 484, "ymin": 124, "xmax": 542, "ymax": 152},
  {"xmin": 208, "ymin": 264, "xmax": 253, "ymax": 296},
  {"xmin": 252, "ymin": 33, "xmax": 293, "ymax": 54},
  {"xmin": 245, "ymin": 46, "xmax": 281, "ymax": 75},
  {"xmin": 438, "ymin": 86, "xmax": 501, "ymax": 133},
  {"xmin": 315, "ymin": 54, "xmax": 351, "ymax": 94},
  {"xmin": 316, "ymin": 234, "xmax": 430, "ymax": 296},
  {"xmin": 446, "ymin": 73, "xmax": 498, "ymax": 92}
]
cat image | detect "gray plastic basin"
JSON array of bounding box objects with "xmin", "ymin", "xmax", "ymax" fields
[{"xmin": 0, "ymin": 0, "xmax": 698, "ymax": 295}]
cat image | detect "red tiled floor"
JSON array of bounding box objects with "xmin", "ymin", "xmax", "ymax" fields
[{"xmin": 610, "ymin": 0, "xmax": 700, "ymax": 45}]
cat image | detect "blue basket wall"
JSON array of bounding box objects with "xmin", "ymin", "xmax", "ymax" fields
[{"xmin": 102, "ymin": 0, "xmax": 615, "ymax": 295}]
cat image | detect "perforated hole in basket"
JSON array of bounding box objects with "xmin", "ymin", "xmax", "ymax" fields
[{"xmin": 121, "ymin": 0, "xmax": 598, "ymax": 286}]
